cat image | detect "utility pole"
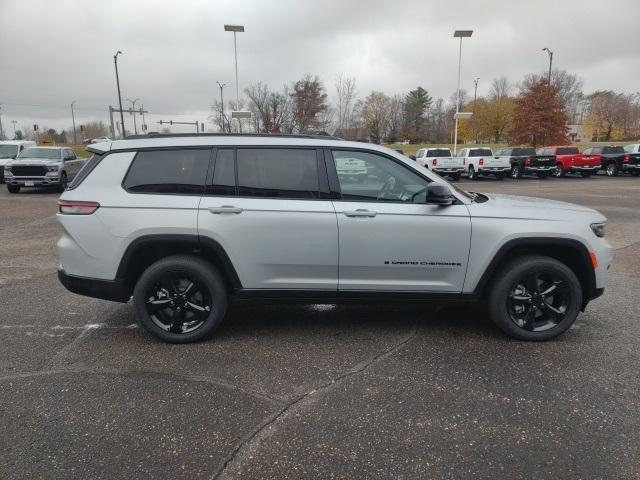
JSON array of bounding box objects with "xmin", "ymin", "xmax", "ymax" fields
[
  {"xmin": 542, "ymin": 47, "xmax": 553, "ymax": 84},
  {"xmin": 216, "ymin": 81, "xmax": 227, "ymax": 132},
  {"xmin": 11, "ymin": 120, "xmax": 18, "ymax": 138},
  {"xmin": 125, "ymin": 98, "xmax": 140, "ymax": 135},
  {"xmin": 113, "ymin": 51, "xmax": 126, "ymax": 138},
  {"xmin": 140, "ymin": 104, "xmax": 148, "ymax": 132},
  {"xmin": 71, "ymin": 100, "xmax": 77, "ymax": 143},
  {"xmin": 109, "ymin": 105, "xmax": 148, "ymax": 140},
  {"xmin": 452, "ymin": 30, "xmax": 473, "ymax": 155},
  {"xmin": 473, "ymin": 78, "xmax": 479, "ymax": 144},
  {"xmin": 0, "ymin": 104, "xmax": 4, "ymax": 140},
  {"xmin": 224, "ymin": 25, "xmax": 245, "ymax": 132}
]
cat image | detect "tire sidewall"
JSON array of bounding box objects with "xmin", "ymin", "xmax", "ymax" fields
[
  {"xmin": 133, "ymin": 255, "xmax": 228, "ymax": 343},
  {"xmin": 488, "ymin": 256, "xmax": 583, "ymax": 341}
]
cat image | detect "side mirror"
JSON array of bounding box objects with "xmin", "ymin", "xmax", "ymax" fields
[
  {"xmin": 426, "ymin": 184, "xmax": 455, "ymax": 206},
  {"xmin": 409, "ymin": 155, "xmax": 416, "ymax": 160}
]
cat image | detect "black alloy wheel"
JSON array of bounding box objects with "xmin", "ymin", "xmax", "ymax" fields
[
  {"xmin": 605, "ymin": 163, "xmax": 618, "ymax": 176},
  {"xmin": 510, "ymin": 164, "xmax": 521, "ymax": 179}
]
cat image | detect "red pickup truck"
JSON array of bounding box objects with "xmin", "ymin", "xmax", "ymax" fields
[{"xmin": 537, "ymin": 146, "xmax": 600, "ymax": 178}]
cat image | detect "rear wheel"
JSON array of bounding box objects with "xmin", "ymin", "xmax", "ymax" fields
[
  {"xmin": 554, "ymin": 163, "xmax": 565, "ymax": 177},
  {"xmin": 488, "ymin": 255, "xmax": 582, "ymax": 341},
  {"xmin": 468, "ymin": 165, "xmax": 478, "ymax": 180},
  {"xmin": 133, "ymin": 255, "xmax": 228, "ymax": 343},
  {"xmin": 605, "ymin": 162, "xmax": 618, "ymax": 176},
  {"xmin": 510, "ymin": 164, "xmax": 522, "ymax": 179},
  {"xmin": 7, "ymin": 184, "xmax": 20, "ymax": 194}
]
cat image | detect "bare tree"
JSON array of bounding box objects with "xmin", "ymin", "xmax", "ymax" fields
[
  {"xmin": 520, "ymin": 69, "xmax": 583, "ymax": 108},
  {"xmin": 490, "ymin": 76, "xmax": 512, "ymax": 101},
  {"xmin": 387, "ymin": 94, "xmax": 405, "ymax": 142},
  {"xmin": 360, "ymin": 91, "xmax": 391, "ymax": 143},
  {"xmin": 290, "ymin": 74, "xmax": 329, "ymax": 133},
  {"xmin": 335, "ymin": 74, "xmax": 357, "ymax": 134},
  {"xmin": 244, "ymin": 82, "xmax": 271, "ymax": 132}
]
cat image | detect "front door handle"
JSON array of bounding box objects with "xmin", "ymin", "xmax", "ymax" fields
[
  {"xmin": 344, "ymin": 209, "xmax": 377, "ymax": 218},
  {"xmin": 208, "ymin": 205, "xmax": 243, "ymax": 214}
]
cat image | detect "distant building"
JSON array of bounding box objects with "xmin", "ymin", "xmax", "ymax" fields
[{"xmin": 568, "ymin": 124, "xmax": 591, "ymax": 142}]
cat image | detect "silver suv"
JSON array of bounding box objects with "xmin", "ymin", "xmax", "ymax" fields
[{"xmin": 57, "ymin": 134, "xmax": 613, "ymax": 343}]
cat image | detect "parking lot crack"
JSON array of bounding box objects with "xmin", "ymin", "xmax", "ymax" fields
[{"xmin": 210, "ymin": 327, "xmax": 417, "ymax": 480}]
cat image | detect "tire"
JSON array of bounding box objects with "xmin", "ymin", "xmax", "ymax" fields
[
  {"xmin": 605, "ymin": 162, "xmax": 618, "ymax": 177},
  {"xmin": 133, "ymin": 254, "xmax": 228, "ymax": 343},
  {"xmin": 57, "ymin": 172, "xmax": 68, "ymax": 193},
  {"xmin": 487, "ymin": 255, "xmax": 583, "ymax": 341},
  {"xmin": 554, "ymin": 163, "xmax": 565, "ymax": 178},
  {"xmin": 580, "ymin": 171, "xmax": 592, "ymax": 178},
  {"xmin": 468, "ymin": 165, "xmax": 478, "ymax": 180},
  {"xmin": 7, "ymin": 184, "xmax": 20, "ymax": 194},
  {"xmin": 510, "ymin": 164, "xmax": 522, "ymax": 179}
]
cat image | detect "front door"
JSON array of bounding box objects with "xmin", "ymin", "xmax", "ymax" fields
[
  {"xmin": 329, "ymin": 149, "xmax": 471, "ymax": 292},
  {"xmin": 198, "ymin": 147, "xmax": 339, "ymax": 290}
]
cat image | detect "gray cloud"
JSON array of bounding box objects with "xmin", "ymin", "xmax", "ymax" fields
[{"xmin": 1, "ymin": 0, "xmax": 638, "ymax": 133}]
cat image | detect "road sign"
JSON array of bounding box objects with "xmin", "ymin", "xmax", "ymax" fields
[
  {"xmin": 231, "ymin": 111, "xmax": 251, "ymax": 119},
  {"xmin": 224, "ymin": 25, "xmax": 245, "ymax": 32},
  {"xmin": 454, "ymin": 112, "xmax": 473, "ymax": 119}
]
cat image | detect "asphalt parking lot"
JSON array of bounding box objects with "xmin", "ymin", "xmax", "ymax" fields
[{"xmin": 1, "ymin": 174, "xmax": 639, "ymax": 480}]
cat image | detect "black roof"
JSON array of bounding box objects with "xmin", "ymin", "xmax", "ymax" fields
[{"xmin": 125, "ymin": 132, "xmax": 343, "ymax": 141}]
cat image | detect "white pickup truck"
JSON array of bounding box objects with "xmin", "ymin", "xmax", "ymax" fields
[
  {"xmin": 457, "ymin": 147, "xmax": 509, "ymax": 180},
  {"xmin": 414, "ymin": 148, "xmax": 464, "ymax": 180}
]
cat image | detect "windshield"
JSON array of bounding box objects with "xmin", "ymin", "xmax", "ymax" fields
[
  {"xmin": 0, "ymin": 145, "xmax": 19, "ymax": 158},
  {"xmin": 426, "ymin": 149, "xmax": 452, "ymax": 157},
  {"xmin": 18, "ymin": 148, "xmax": 61, "ymax": 160}
]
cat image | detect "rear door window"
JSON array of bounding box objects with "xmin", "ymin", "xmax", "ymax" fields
[
  {"xmin": 557, "ymin": 147, "xmax": 579, "ymax": 155},
  {"xmin": 236, "ymin": 148, "xmax": 320, "ymax": 199},
  {"xmin": 123, "ymin": 149, "xmax": 210, "ymax": 195}
]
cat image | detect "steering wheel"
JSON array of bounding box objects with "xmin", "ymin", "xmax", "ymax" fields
[{"xmin": 377, "ymin": 176, "xmax": 396, "ymax": 200}]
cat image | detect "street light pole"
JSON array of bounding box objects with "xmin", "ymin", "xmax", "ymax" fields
[
  {"xmin": 113, "ymin": 51, "xmax": 126, "ymax": 138},
  {"xmin": 452, "ymin": 30, "xmax": 473, "ymax": 155},
  {"xmin": 542, "ymin": 47, "xmax": 553, "ymax": 83},
  {"xmin": 216, "ymin": 81, "xmax": 227, "ymax": 132},
  {"xmin": 71, "ymin": 100, "xmax": 77, "ymax": 144},
  {"xmin": 224, "ymin": 25, "xmax": 245, "ymax": 132},
  {"xmin": 473, "ymin": 78, "xmax": 479, "ymax": 144},
  {"xmin": 0, "ymin": 104, "xmax": 4, "ymax": 140},
  {"xmin": 125, "ymin": 98, "xmax": 140, "ymax": 135},
  {"xmin": 11, "ymin": 120, "xmax": 17, "ymax": 138}
]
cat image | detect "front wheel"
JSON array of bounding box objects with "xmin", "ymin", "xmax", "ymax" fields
[
  {"xmin": 488, "ymin": 255, "xmax": 582, "ymax": 341},
  {"xmin": 554, "ymin": 163, "xmax": 565, "ymax": 178},
  {"xmin": 468, "ymin": 165, "xmax": 478, "ymax": 180},
  {"xmin": 605, "ymin": 162, "xmax": 618, "ymax": 177},
  {"xmin": 57, "ymin": 172, "xmax": 68, "ymax": 193},
  {"xmin": 7, "ymin": 184, "xmax": 20, "ymax": 193},
  {"xmin": 510, "ymin": 164, "xmax": 522, "ymax": 179},
  {"xmin": 133, "ymin": 255, "xmax": 228, "ymax": 343}
]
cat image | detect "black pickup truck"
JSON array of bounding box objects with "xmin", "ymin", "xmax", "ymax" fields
[
  {"xmin": 583, "ymin": 145, "xmax": 640, "ymax": 176},
  {"xmin": 494, "ymin": 147, "xmax": 555, "ymax": 179}
]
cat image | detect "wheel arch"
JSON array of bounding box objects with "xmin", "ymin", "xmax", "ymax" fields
[
  {"xmin": 115, "ymin": 234, "xmax": 242, "ymax": 297},
  {"xmin": 473, "ymin": 238, "xmax": 596, "ymax": 308}
]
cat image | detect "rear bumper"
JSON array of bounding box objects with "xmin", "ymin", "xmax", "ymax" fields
[
  {"xmin": 524, "ymin": 166, "xmax": 555, "ymax": 173},
  {"xmin": 433, "ymin": 168, "xmax": 464, "ymax": 174},
  {"xmin": 622, "ymin": 164, "xmax": 640, "ymax": 171},
  {"xmin": 570, "ymin": 166, "xmax": 600, "ymax": 171},
  {"xmin": 479, "ymin": 167, "xmax": 510, "ymax": 173},
  {"xmin": 58, "ymin": 268, "xmax": 130, "ymax": 303}
]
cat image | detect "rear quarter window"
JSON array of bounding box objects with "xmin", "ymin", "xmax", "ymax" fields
[
  {"xmin": 123, "ymin": 149, "xmax": 211, "ymax": 195},
  {"xmin": 67, "ymin": 153, "xmax": 104, "ymax": 190}
]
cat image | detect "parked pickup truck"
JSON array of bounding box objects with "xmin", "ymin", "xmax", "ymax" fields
[
  {"xmin": 457, "ymin": 147, "xmax": 508, "ymax": 180},
  {"xmin": 415, "ymin": 148, "xmax": 464, "ymax": 180},
  {"xmin": 583, "ymin": 145, "xmax": 639, "ymax": 177},
  {"xmin": 623, "ymin": 144, "xmax": 640, "ymax": 176},
  {"xmin": 4, "ymin": 146, "xmax": 87, "ymax": 193},
  {"xmin": 538, "ymin": 146, "xmax": 601, "ymax": 178},
  {"xmin": 494, "ymin": 146, "xmax": 554, "ymax": 179}
]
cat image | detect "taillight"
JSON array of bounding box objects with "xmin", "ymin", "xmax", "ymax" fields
[
  {"xmin": 463, "ymin": 158, "xmax": 466, "ymax": 165},
  {"xmin": 432, "ymin": 158, "xmax": 437, "ymax": 166},
  {"xmin": 624, "ymin": 155, "xmax": 630, "ymax": 163},
  {"xmin": 479, "ymin": 158, "xmax": 484, "ymax": 166},
  {"xmin": 525, "ymin": 157, "xmax": 532, "ymax": 166},
  {"xmin": 58, "ymin": 200, "xmax": 100, "ymax": 215}
]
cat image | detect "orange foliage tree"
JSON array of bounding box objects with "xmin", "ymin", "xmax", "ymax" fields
[{"xmin": 507, "ymin": 80, "xmax": 569, "ymax": 147}]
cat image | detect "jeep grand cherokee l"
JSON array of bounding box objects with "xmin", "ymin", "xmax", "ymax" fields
[{"xmin": 57, "ymin": 134, "xmax": 613, "ymax": 343}]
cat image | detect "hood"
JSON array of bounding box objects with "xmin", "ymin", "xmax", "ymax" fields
[
  {"xmin": 470, "ymin": 193, "xmax": 606, "ymax": 222},
  {"xmin": 8, "ymin": 158, "xmax": 61, "ymax": 166}
]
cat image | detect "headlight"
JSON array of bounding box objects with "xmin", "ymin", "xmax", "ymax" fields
[
  {"xmin": 46, "ymin": 165, "xmax": 59, "ymax": 172},
  {"xmin": 590, "ymin": 222, "xmax": 606, "ymax": 238}
]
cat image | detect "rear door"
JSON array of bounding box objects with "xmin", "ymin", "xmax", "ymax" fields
[
  {"xmin": 328, "ymin": 149, "xmax": 471, "ymax": 292},
  {"xmin": 198, "ymin": 147, "xmax": 338, "ymax": 290}
]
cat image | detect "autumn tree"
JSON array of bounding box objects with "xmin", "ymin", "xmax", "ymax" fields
[
  {"xmin": 290, "ymin": 74, "xmax": 328, "ymax": 133},
  {"xmin": 359, "ymin": 91, "xmax": 391, "ymax": 144},
  {"xmin": 585, "ymin": 91, "xmax": 640, "ymax": 141},
  {"xmin": 507, "ymin": 80, "xmax": 569, "ymax": 147}
]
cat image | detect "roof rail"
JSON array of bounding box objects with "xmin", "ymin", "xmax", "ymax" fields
[{"xmin": 124, "ymin": 132, "xmax": 343, "ymax": 141}]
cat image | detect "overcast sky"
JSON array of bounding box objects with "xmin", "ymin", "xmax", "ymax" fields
[{"xmin": 1, "ymin": 0, "xmax": 638, "ymax": 135}]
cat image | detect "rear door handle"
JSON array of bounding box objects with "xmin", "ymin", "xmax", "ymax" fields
[
  {"xmin": 344, "ymin": 209, "xmax": 377, "ymax": 218},
  {"xmin": 208, "ymin": 205, "xmax": 243, "ymax": 214}
]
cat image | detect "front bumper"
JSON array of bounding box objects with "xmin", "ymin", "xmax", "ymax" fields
[
  {"xmin": 58, "ymin": 268, "xmax": 130, "ymax": 303},
  {"xmin": 5, "ymin": 176, "xmax": 60, "ymax": 187}
]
